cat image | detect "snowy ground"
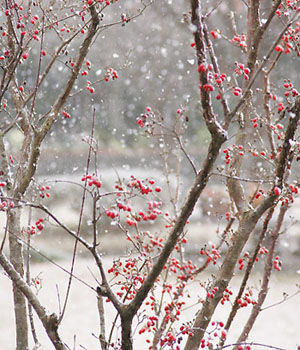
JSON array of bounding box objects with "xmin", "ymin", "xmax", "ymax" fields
[{"xmin": 1, "ymin": 256, "xmax": 300, "ymax": 350}]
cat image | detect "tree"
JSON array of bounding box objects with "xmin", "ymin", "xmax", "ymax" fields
[{"xmin": 0, "ymin": 1, "xmax": 299, "ymax": 350}]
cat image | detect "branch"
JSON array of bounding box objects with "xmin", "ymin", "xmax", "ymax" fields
[
  {"xmin": 0, "ymin": 252, "xmax": 67, "ymax": 350},
  {"xmin": 190, "ymin": 0, "xmax": 227, "ymax": 138},
  {"xmin": 235, "ymin": 205, "xmax": 288, "ymax": 346},
  {"xmin": 39, "ymin": 4, "xmax": 100, "ymax": 139},
  {"xmin": 126, "ymin": 134, "xmax": 226, "ymax": 318},
  {"xmin": 227, "ymin": 10, "xmax": 299, "ymax": 125},
  {"xmin": 14, "ymin": 4, "xmax": 100, "ymax": 196},
  {"xmin": 184, "ymin": 96, "xmax": 300, "ymax": 350},
  {"xmin": 220, "ymin": 207, "xmax": 275, "ymax": 347}
]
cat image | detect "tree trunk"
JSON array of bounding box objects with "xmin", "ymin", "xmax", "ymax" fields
[
  {"xmin": 8, "ymin": 208, "xmax": 29, "ymax": 350},
  {"xmin": 121, "ymin": 313, "xmax": 133, "ymax": 350}
]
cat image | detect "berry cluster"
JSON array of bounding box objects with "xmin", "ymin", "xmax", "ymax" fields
[
  {"xmin": 200, "ymin": 244, "xmax": 221, "ymax": 265},
  {"xmin": 220, "ymin": 287, "xmax": 233, "ymax": 305},
  {"xmin": 273, "ymin": 256, "xmax": 282, "ymax": 271},
  {"xmin": 138, "ymin": 315, "xmax": 158, "ymax": 335},
  {"xmin": 223, "ymin": 144, "xmax": 244, "ymax": 165},
  {"xmin": 104, "ymin": 68, "xmax": 118, "ymax": 82},
  {"xmin": 81, "ymin": 174, "xmax": 102, "ymax": 188},
  {"xmin": 0, "ymin": 201, "xmax": 14, "ymax": 210},
  {"xmin": 23, "ymin": 218, "xmax": 45, "ymax": 235},
  {"xmin": 107, "ymin": 258, "xmax": 146, "ymax": 301},
  {"xmin": 136, "ymin": 106, "xmax": 157, "ymax": 132},
  {"xmin": 231, "ymin": 34, "xmax": 247, "ymax": 49},
  {"xmin": 62, "ymin": 110, "xmax": 71, "ymax": 119},
  {"xmin": 234, "ymin": 62, "xmax": 251, "ymax": 81},
  {"xmin": 283, "ymin": 80, "xmax": 299, "ymax": 97},
  {"xmin": 237, "ymin": 289, "xmax": 257, "ymax": 308},
  {"xmin": 39, "ymin": 186, "xmax": 51, "ymax": 198},
  {"xmin": 237, "ymin": 344, "xmax": 252, "ymax": 350}
]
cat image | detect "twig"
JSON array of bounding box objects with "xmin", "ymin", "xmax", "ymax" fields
[
  {"xmin": 261, "ymin": 286, "xmax": 300, "ymax": 311},
  {"xmin": 211, "ymin": 172, "xmax": 274, "ymax": 184},
  {"xmin": 25, "ymin": 206, "xmax": 40, "ymax": 346},
  {"xmin": 213, "ymin": 341, "xmax": 286, "ymax": 350},
  {"xmin": 58, "ymin": 108, "xmax": 96, "ymax": 324}
]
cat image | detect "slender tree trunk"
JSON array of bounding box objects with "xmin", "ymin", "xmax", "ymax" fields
[
  {"xmin": 8, "ymin": 208, "xmax": 29, "ymax": 350},
  {"xmin": 121, "ymin": 313, "xmax": 133, "ymax": 350}
]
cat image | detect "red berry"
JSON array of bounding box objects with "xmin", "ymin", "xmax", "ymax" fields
[{"xmin": 274, "ymin": 187, "xmax": 281, "ymax": 196}]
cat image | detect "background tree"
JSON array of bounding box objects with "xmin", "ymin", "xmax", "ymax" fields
[{"xmin": 0, "ymin": 1, "xmax": 300, "ymax": 350}]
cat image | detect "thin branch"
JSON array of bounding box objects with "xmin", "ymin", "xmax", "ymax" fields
[
  {"xmin": 0, "ymin": 252, "xmax": 67, "ymax": 350},
  {"xmin": 227, "ymin": 11, "xmax": 299, "ymax": 125},
  {"xmin": 220, "ymin": 207, "xmax": 275, "ymax": 347},
  {"xmin": 214, "ymin": 341, "xmax": 286, "ymax": 350},
  {"xmin": 235, "ymin": 205, "xmax": 288, "ymax": 346},
  {"xmin": 211, "ymin": 172, "xmax": 274, "ymax": 184},
  {"xmin": 261, "ymin": 286, "xmax": 300, "ymax": 311},
  {"xmin": 25, "ymin": 206, "xmax": 40, "ymax": 347},
  {"xmin": 58, "ymin": 108, "xmax": 96, "ymax": 324}
]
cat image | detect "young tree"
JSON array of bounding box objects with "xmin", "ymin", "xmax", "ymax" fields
[{"xmin": 0, "ymin": 1, "xmax": 299, "ymax": 350}]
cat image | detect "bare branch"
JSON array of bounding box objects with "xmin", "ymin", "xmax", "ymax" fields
[{"xmin": 0, "ymin": 252, "xmax": 67, "ymax": 350}]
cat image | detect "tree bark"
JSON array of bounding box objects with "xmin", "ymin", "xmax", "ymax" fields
[
  {"xmin": 8, "ymin": 208, "xmax": 29, "ymax": 350},
  {"xmin": 121, "ymin": 311, "xmax": 133, "ymax": 350}
]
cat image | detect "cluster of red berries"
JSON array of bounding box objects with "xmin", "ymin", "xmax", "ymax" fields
[
  {"xmin": 138, "ymin": 315, "xmax": 158, "ymax": 335},
  {"xmin": 179, "ymin": 324, "xmax": 193, "ymax": 337},
  {"xmin": 197, "ymin": 63, "xmax": 226, "ymax": 94},
  {"xmin": 127, "ymin": 175, "xmax": 161, "ymax": 195},
  {"xmin": 223, "ymin": 144, "xmax": 244, "ymax": 165},
  {"xmin": 168, "ymin": 257, "xmax": 197, "ymax": 278},
  {"xmin": 273, "ymin": 256, "xmax": 282, "ymax": 271},
  {"xmin": 206, "ymin": 286, "xmax": 219, "ymax": 299},
  {"xmin": 125, "ymin": 206, "xmax": 162, "ymax": 227},
  {"xmin": 199, "ymin": 338, "xmax": 212, "ymax": 349},
  {"xmin": 200, "ymin": 244, "xmax": 221, "ymax": 265},
  {"xmin": 283, "ymin": 81, "xmax": 299, "ymax": 97},
  {"xmin": 136, "ymin": 201, "xmax": 162, "ymax": 222},
  {"xmin": 104, "ymin": 68, "xmax": 118, "ymax": 82},
  {"xmin": 137, "ymin": 106, "xmax": 155, "ymax": 129},
  {"xmin": 234, "ymin": 62, "xmax": 251, "ymax": 81},
  {"xmin": 81, "ymin": 60, "xmax": 93, "ymax": 78},
  {"xmin": 237, "ymin": 344, "xmax": 252, "ymax": 350},
  {"xmin": 231, "ymin": 34, "xmax": 247, "ymax": 48},
  {"xmin": 35, "ymin": 218, "xmax": 45, "ymax": 231},
  {"xmin": 107, "ymin": 258, "xmax": 146, "ymax": 300},
  {"xmin": 238, "ymin": 248, "xmax": 267, "ymax": 270},
  {"xmin": 86, "ymin": 81, "xmax": 95, "ymax": 94},
  {"xmin": 238, "ymin": 256, "xmax": 246, "ymax": 271},
  {"xmin": 25, "ymin": 218, "xmax": 45, "ymax": 235},
  {"xmin": 105, "ymin": 209, "xmax": 119, "ymax": 219},
  {"xmin": 160, "ymin": 331, "xmax": 177, "ymax": 348},
  {"xmin": 225, "ymin": 211, "xmax": 231, "ymax": 221},
  {"xmin": 237, "ymin": 289, "xmax": 257, "ymax": 308},
  {"xmin": 278, "ymin": 102, "xmax": 285, "ymax": 112},
  {"xmin": 233, "ymin": 86, "xmax": 242, "ymax": 97},
  {"xmin": 220, "ymin": 287, "xmax": 233, "ymax": 305},
  {"xmin": 164, "ymin": 300, "xmax": 185, "ymax": 323},
  {"xmin": 0, "ymin": 201, "xmax": 14, "ymax": 210},
  {"xmin": 39, "ymin": 186, "xmax": 51, "ymax": 198},
  {"xmin": 81, "ymin": 174, "xmax": 102, "ymax": 188},
  {"xmin": 62, "ymin": 110, "xmax": 71, "ymax": 119}
]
